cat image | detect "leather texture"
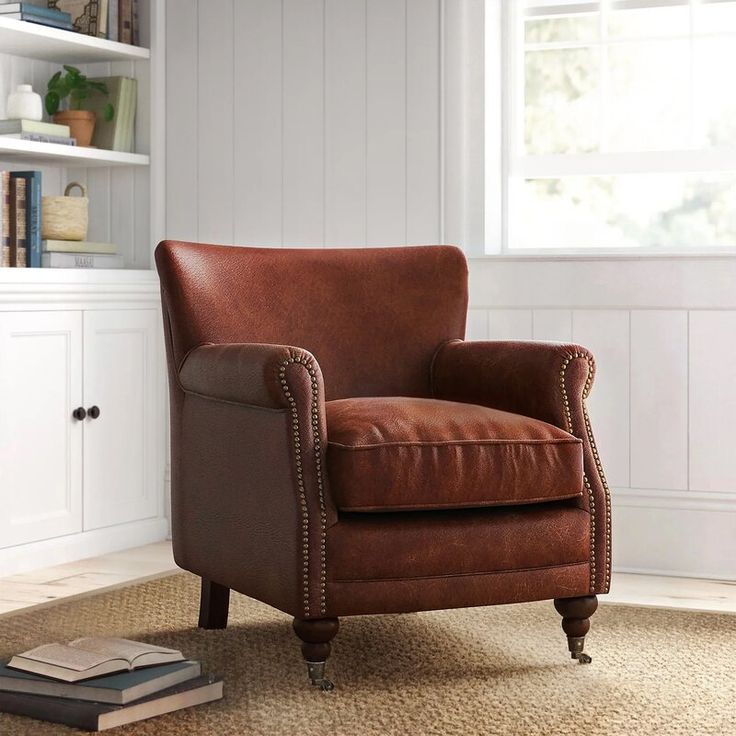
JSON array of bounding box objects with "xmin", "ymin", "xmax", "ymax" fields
[
  {"xmin": 156, "ymin": 240, "xmax": 468, "ymax": 400},
  {"xmin": 432, "ymin": 340, "xmax": 612, "ymax": 595},
  {"xmin": 156, "ymin": 241, "xmax": 611, "ymax": 622},
  {"xmin": 326, "ymin": 397, "xmax": 583, "ymax": 512}
]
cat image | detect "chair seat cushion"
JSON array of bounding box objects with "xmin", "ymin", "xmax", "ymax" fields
[{"xmin": 326, "ymin": 397, "xmax": 583, "ymax": 512}]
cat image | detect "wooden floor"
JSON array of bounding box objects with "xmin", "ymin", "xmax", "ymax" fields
[{"xmin": 0, "ymin": 541, "xmax": 734, "ymax": 618}]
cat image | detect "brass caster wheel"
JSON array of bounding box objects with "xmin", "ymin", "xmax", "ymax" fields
[{"xmin": 572, "ymin": 651, "xmax": 592, "ymax": 664}]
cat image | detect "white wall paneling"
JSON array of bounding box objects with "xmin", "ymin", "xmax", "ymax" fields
[
  {"xmin": 164, "ymin": 0, "xmax": 444, "ymax": 248},
  {"xmin": 689, "ymin": 311, "xmax": 736, "ymax": 493},
  {"xmin": 468, "ymin": 256, "xmax": 736, "ymax": 580},
  {"xmin": 630, "ymin": 311, "xmax": 688, "ymax": 491}
]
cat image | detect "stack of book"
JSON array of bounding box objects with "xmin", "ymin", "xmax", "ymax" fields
[
  {"xmin": 1, "ymin": 170, "xmax": 42, "ymax": 268},
  {"xmin": 0, "ymin": 119, "xmax": 77, "ymax": 146},
  {"xmin": 0, "ymin": 637, "xmax": 223, "ymax": 731},
  {"xmin": 0, "ymin": 1, "xmax": 74, "ymax": 30}
]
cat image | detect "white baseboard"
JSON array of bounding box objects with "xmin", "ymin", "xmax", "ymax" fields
[
  {"xmin": 0, "ymin": 517, "xmax": 170, "ymax": 577},
  {"xmin": 612, "ymin": 488, "xmax": 736, "ymax": 580}
]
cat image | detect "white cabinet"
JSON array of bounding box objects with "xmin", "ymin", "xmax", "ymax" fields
[
  {"xmin": 0, "ymin": 311, "xmax": 83, "ymax": 547},
  {"xmin": 83, "ymin": 310, "xmax": 160, "ymax": 530},
  {"xmin": 0, "ymin": 303, "xmax": 165, "ymax": 569}
]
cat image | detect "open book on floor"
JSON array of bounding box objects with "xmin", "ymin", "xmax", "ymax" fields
[{"xmin": 8, "ymin": 638, "xmax": 184, "ymax": 682}]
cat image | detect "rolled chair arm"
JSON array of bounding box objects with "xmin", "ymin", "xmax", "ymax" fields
[
  {"xmin": 432, "ymin": 339, "xmax": 611, "ymax": 595},
  {"xmin": 176, "ymin": 341, "xmax": 336, "ymax": 618}
]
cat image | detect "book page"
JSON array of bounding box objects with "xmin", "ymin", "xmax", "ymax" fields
[
  {"xmin": 70, "ymin": 638, "xmax": 180, "ymax": 665},
  {"xmin": 16, "ymin": 643, "xmax": 123, "ymax": 672}
]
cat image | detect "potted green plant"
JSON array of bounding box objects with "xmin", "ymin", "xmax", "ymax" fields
[{"xmin": 44, "ymin": 65, "xmax": 114, "ymax": 147}]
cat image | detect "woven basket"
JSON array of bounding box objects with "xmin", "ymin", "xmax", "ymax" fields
[{"xmin": 42, "ymin": 182, "xmax": 89, "ymax": 241}]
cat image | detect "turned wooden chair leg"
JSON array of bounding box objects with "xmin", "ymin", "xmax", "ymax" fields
[
  {"xmin": 198, "ymin": 578, "xmax": 230, "ymax": 629},
  {"xmin": 292, "ymin": 617, "xmax": 340, "ymax": 691},
  {"xmin": 554, "ymin": 595, "xmax": 598, "ymax": 664}
]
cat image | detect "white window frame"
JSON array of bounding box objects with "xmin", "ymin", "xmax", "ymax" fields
[{"xmin": 486, "ymin": 0, "xmax": 736, "ymax": 256}]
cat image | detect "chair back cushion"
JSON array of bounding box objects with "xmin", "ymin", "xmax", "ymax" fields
[{"xmin": 156, "ymin": 241, "xmax": 468, "ymax": 399}]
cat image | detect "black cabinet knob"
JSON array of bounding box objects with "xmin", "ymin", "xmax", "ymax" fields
[
  {"xmin": 88, "ymin": 406, "xmax": 101, "ymax": 419},
  {"xmin": 72, "ymin": 407, "xmax": 86, "ymax": 421}
]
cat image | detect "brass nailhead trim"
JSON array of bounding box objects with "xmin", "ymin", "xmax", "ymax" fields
[
  {"xmin": 560, "ymin": 352, "xmax": 611, "ymax": 593},
  {"xmin": 279, "ymin": 356, "xmax": 328, "ymax": 617}
]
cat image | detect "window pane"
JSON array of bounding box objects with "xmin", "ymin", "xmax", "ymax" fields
[
  {"xmin": 694, "ymin": 38, "xmax": 736, "ymax": 147},
  {"xmin": 694, "ymin": 0, "xmax": 736, "ymax": 33},
  {"xmin": 515, "ymin": 174, "xmax": 736, "ymax": 249},
  {"xmin": 525, "ymin": 15, "xmax": 599, "ymax": 43},
  {"xmin": 608, "ymin": 4, "xmax": 689, "ymax": 39},
  {"xmin": 606, "ymin": 41, "xmax": 690, "ymax": 150},
  {"xmin": 525, "ymin": 48, "xmax": 600, "ymax": 154}
]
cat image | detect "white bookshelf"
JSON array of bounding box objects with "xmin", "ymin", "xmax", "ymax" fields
[
  {"xmin": 0, "ymin": 4, "xmax": 163, "ymax": 276},
  {"xmin": 0, "ymin": 16, "xmax": 150, "ymax": 63}
]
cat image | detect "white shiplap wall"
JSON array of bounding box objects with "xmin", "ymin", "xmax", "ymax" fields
[
  {"xmin": 164, "ymin": 0, "xmax": 736, "ymax": 581},
  {"xmin": 165, "ymin": 0, "xmax": 443, "ymax": 247}
]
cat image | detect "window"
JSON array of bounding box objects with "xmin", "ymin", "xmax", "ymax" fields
[{"xmin": 501, "ymin": 0, "xmax": 736, "ymax": 252}]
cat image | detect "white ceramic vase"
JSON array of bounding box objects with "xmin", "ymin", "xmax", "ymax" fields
[{"xmin": 6, "ymin": 84, "xmax": 43, "ymax": 121}]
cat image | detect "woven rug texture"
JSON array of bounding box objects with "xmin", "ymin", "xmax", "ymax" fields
[{"xmin": 0, "ymin": 572, "xmax": 734, "ymax": 735}]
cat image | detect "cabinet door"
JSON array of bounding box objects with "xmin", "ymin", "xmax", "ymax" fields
[
  {"xmin": 83, "ymin": 309, "xmax": 160, "ymax": 530},
  {"xmin": 0, "ymin": 311, "xmax": 83, "ymax": 548}
]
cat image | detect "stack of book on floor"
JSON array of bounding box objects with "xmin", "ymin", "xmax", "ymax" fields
[
  {"xmin": 0, "ymin": 119, "xmax": 77, "ymax": 146},
  {"xmin": 0, "ymin": 1, "xmax": 75, "ymax": 30},
  {"xmin": 1, "ymin": 169, "xmax": 42, "ymax": 268},
  {"xmin": 0, "ymin": 637, "xmax": 223, "ymax": 732},
  {"xmin": 43, "ymin": 239, "xmax": 122, "ymax": 269}
]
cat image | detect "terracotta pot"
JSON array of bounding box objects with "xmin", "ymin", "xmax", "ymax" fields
[{"xmin": 53, "ymin": 110, "xmax": 96, "ymax": 147}]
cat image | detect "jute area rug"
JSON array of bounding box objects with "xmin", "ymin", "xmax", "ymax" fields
[{"xmin": 0, "ymin": 572, "xmax": 734, "ymax": 735}]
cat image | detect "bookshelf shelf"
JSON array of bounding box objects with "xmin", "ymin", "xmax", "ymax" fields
[
  {"xmin": 0, "ymin": 16, "xmax": 150, "ymax": 64},
  {"xmin": 0, "ymin": 137, "xmax": 149, "ymax": 167}
]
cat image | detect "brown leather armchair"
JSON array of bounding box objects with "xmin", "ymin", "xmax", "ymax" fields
[{"xmin": 156, "ymin": 241, "xmax": 611, "ymax": 690}]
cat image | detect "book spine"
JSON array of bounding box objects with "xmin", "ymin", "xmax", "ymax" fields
[
  {"xmin": 119, "ymin": 0, "xmax": 131, "ymax": 44},
  {"xmin": 10, "ymin": 176, "xmax": 27, "ymax": 268},
  {"xmin": 108, "ymin": 0, "xmax": 118, "ymax": 41},
  {"xmin": 15, "ymin": 132, "xmax": 77, "ymax": 145},
  {"xmin": 1, "ymin": 172, "xmax": 9, "ymax": 268},
  {"xmin": 26, "ymin": 173, "xmax": 41, "ymax": 268},
  {"xmin": 0, "ymin": 690, "xmax": 98, "ymax": 731},
  {"xmin": 43, "ymin": 253, "xmax": 123, "ymax": 269},
  {"xmin": 131, "ymin": 0, "xmax": 138, "ymax": 45},
  {"xmin": 97, "ymin": 0, "xmax": 108, "ymax": 38}
]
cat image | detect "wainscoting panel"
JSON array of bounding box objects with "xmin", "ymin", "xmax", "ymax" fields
[
  {"xmin": 467, "ymin": 257, "xmax": 736, "ymax": 580},
  {"xmin": 689, "ymin": 311, "xmax": 736, "ymax": 493},
  {"xmin": 630, "ymin": 310, "xmax": 688, "ymax": 491}
]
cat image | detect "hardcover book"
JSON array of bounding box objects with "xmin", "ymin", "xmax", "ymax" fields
[
  {"xmin": 86, "ymin": 76, "xmax": 136, "ymax": 152},
  {"xmin": 0, "ymin": 660, "xmax": 201, "ymax": 705},
  {"xmin": 43, "ymin": 239, "xmax": 116, "ymax": 254},
  {"xmin": 8, "ymin": 638, "xmax": 183, "ymax": 681},
  {"xmin": 42, "ymin": 252, "xmax": 123, "ymax": 269},
  {"xmin": 118, "ymin": 0, "xmax": 131, "ymax": 44},
  {"xmin": 9, "ymin": 175, "xmax": 26, "ymax": 267},
  {"xmin": 10, "ymin": 171, "xmax": 41, "ymax": 267},
  {"xmin": 0, "ymin": 674, "xmax": 223, "ymax": 731},
  {"xmin": 0, "ymin": 11, "xmax": 74, "ymax": 29},
  {"xmin": 0, "ymin": 119, "xmax": 71, "ymax": 137},
  {"xmin": 1, "ymin": 172, "xmax": 9, "ymax": 267}
]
